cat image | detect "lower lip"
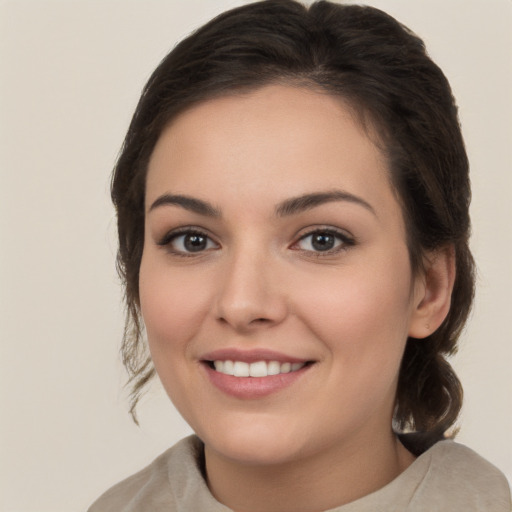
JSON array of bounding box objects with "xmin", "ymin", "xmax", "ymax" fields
[{"xmin": 203, "ymin": 363, "xmax": 312, "ymax": 399}]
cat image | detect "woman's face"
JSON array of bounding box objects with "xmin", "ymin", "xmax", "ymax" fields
[{"xmin": 140, "ymin": 85, "xmax": 426, "ymax": 466}]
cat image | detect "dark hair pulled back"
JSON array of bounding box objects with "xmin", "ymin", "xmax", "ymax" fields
[{"xmin": 112, "ymin": 0, "xmax": 474, "ymax": 452}]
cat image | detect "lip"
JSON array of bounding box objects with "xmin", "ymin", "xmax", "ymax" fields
[
  {"xmin": 200, "ymin": 348, "xmax": 309, "ymax": 364},
  {"xmin": 200, "ymin": 348, "xmax": 314, "ymax": 399}
]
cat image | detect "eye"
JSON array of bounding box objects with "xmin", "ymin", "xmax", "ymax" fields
[
  {"xmin": 158, "ymin": 229, "xmax": 219, "ymax": 254},
  {"xmin": 294, "ymin": 229, "xmax": 354, "ymax": 253}
]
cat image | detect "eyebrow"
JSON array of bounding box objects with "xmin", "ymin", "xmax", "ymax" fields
[
  {"xmin": 148, "ymin": 194, "xmax": 221, "ymax": 217},
  {"xmin": 148, "ymin": 189, "xmax": 375, "ymax": 218},
  {"xmin": 275, "ymin": 190, "xmax": 376, "ymax": 217}
]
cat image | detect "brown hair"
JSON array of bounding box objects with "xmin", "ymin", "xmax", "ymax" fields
[{"xmin": 112, "ymin": 0, "xmax": 474, "ymax": 452}]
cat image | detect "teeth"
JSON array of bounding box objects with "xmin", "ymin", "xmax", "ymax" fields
[
  {"xmin": 267, "ymin": 361, "xmax": 281, "ymax": 375},
  {"xmin": 212, "ymin": 360, "xmax": 306, "ymax": 377},
  {"xmin": 223, "ymin": 360, "xmax": 235, "ymax": 375},
  {"xmin": 280, "ymin": 362, "xmax": 291, "ymax": 373},
  {"xmin": 249, "ymin": 361, "xmax": 267, "ymax": 377}
]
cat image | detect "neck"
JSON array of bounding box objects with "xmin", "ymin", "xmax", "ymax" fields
[{"xmin": 204, "ymin": 429, "xmax": 415, "ymax": 512}]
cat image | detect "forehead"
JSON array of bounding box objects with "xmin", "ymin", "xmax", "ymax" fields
[{"xmin": 146, "ymin": 85, "xmax": 398, "ymax": 220}]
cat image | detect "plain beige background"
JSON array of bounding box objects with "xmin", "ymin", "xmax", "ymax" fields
[{"xmin": 1, "ymin": 1, "xmax": 511, "ymax": 510}]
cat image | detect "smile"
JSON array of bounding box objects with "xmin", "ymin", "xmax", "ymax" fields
[
  {"xmin": 212, "ymin": 360, "xmax": 306, "ymax": 377},
  {"xmin": 201, "ymin": 350, "xmax": 315, "ymax": 399}
]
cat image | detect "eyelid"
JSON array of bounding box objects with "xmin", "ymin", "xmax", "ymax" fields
[
  {"xmin": 156, "ymin": 226, "xmax": 220, "ymax": 253},
  {"xmin": 155, "ymin": 225, "xmax": 354, "ymax": 256},
  {"xmin": 291, "ymin": 226, "xmax": 356, "ymax": 254}
]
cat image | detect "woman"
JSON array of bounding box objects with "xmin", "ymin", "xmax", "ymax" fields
[{"xmin": 89, "ymin": 1, "xmax": 511, "ymax": 510}]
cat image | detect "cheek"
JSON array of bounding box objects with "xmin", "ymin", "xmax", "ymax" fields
[
  {"xmin": 138, "ymin": 256, "xmax": 212, "ymax": 359},
  {"xmin": 296, "ymin": 251, "xmax": 414, "ymax": 370},
  {"xmin": 138, "ymin": 256, "xmax": 213, "ymax": 426}
]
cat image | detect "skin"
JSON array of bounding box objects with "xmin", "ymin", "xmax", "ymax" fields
[{"xmin": 140, "ymin": 85, "xmax": 454, "ymax": 512}]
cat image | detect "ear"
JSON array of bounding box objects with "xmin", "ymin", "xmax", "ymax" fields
[{"xmin": 408, "ymin": 245, "xmax": 456, "ymax": 339}]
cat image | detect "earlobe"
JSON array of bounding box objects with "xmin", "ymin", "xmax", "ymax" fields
[{"xmin": 408, "ymin": 245, "xmax": 456, "ymax": 339}]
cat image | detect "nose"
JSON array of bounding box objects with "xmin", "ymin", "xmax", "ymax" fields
[{"xmin": 214, "ymin": 247, "xmax": 288, "ymax": 332}]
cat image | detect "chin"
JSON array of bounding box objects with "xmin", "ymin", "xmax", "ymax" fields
[{"xmin": 199, "ymin": 415, "xmax": 311, "ymax": 466}]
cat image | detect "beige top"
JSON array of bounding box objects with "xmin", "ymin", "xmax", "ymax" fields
[{"xmin": 88, "ymin": 436, "xmax": 511, "ymax": 512}]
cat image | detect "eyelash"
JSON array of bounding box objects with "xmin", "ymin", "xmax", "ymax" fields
[
  {"xmin": 293, "ymin": 228, "xmax": 355, "ymax": 256},
  {"xmin": 157, "ymin": 227, "xmax": 219, "ymax": 257},
  {"xmin": 157, "ymin": 226, "xmax": 355, "ymax": 257}
]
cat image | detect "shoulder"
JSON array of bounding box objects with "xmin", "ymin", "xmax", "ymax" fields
[
  {"xmin": 87, "ymin": 436, "xmax": 204, "ymax": 512},
  {"xmin": 412, "ymin": 440, "xmax": 511, "ymax": 511}
]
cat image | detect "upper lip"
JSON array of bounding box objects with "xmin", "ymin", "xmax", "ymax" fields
[{"xmin": 200, "ymin": 348, "xmax": 311, "ymax": 364}]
